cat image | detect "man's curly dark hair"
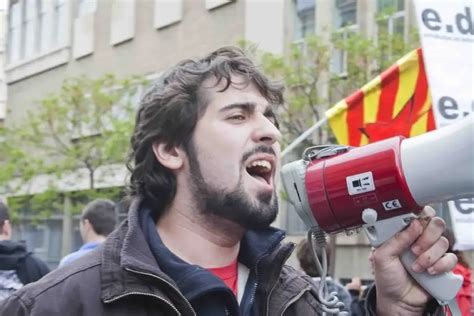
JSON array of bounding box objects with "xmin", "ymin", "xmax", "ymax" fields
[{"xmin": 126, "ymin": 46, "xmax": 284, "ymax": 218}]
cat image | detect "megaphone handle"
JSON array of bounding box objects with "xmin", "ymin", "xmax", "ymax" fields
[
  {"xmin": 400, "ymin": 249, "xmax": 463, "ymax": 306},
  {"xmin": 362, "ymin": 212, "xmax": 463, "ymax": 306}
]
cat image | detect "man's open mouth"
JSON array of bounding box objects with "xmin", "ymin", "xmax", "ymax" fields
[{"xmin": 246, "ymin": 159, "xmax": 273, "ymax": 185}]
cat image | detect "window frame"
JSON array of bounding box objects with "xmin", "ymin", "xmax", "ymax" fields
[
  {"xmin": 6, "ymin": 0, "xmax": 70, "ymax": 69},
  {"xmin": 375, "ymin": 1, "xmax": 407, "ymax": 65}
]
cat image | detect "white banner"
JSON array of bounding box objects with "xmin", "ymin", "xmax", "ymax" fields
[
  {"xmin": 415, "ymin": 0, "xmax": 474, "ymax": 128},
  {"xmin": 448, "ymin": 198, "xmax": 474, "ymax": 251},
  {"xmin": 415, "ymin": 0, "xmax": 474, "ymax": 250}
]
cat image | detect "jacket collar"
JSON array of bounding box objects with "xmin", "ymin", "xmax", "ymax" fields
[
  {"xmin": 100, "ymin": 196, "xmax": 304, "ymax": 316},
  {"xmin": 101, "ymin": 196, "xmax": 195, "ymax": 315}
]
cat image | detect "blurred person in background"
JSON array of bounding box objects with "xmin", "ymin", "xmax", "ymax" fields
[
  {"xmin": 296, "ymin": 239, "xmax": 351, "ymax": 313},
  {"xmin": 0, "ymin": 202, "xmax": 49, "ymax": 300},
  {"xmin": 59, "ymin": 199, "xmax": 117, "ymax": 267},
  {"xmin": 345, "ymin": 248, "xmax": 376, "ymax": 316},
  {"xmin": 443, "ymin": 228, "xmax": 472, "ymax": 316}
]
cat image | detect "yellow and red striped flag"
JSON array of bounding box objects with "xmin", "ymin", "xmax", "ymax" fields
[{"xmin": 326, "ymin": 48, "xmax": 436, "ymax": 146}]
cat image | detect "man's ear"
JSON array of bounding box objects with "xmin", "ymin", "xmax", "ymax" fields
[
  {"xmin": 1, "ymin": 220, "xmax": 12, "ymax": 240},
  {"xmin": 152, "ymin": 142, "xmax": 185, "ymax": 170},
  {"xmin": 82, "ymin": 219, "xmax": 93, "ymax": 234}
]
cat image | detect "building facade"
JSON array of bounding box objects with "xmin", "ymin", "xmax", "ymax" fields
[
  {"xmin": 0, "ymin": 3, "xmax": 6, "ymax": 125},
  {"xmin": 3, "ymin": 0, "xmax": 289, "ymax": 268},
  {"xmin": 4, "ymin": 0, "xmax": 462, "ymax": 286}
]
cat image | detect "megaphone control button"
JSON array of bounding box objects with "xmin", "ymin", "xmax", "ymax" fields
[{"xmin": 362, "ymin": 208, "xmax": 378, "ymax": 225}]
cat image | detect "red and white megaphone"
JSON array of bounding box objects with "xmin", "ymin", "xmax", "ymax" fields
[{"xmin": 281, "ymin": 116, "xmax": 474, "ymax": 308}]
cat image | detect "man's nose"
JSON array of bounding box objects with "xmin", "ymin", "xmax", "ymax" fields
[{"xmin": 252, "ymin": 115, "xmax": 281, "ymax": 145}]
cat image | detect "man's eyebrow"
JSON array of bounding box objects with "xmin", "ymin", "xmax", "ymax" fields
[{"xmin": 219, "ymin": 102, "xmax": 257, "ymax": 113}]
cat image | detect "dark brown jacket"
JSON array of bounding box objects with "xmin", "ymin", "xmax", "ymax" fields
[{"xmin": 0, "ymin": 198, "xmax": 329, "ymax": 316}]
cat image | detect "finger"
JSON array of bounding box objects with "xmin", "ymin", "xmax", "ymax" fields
[
  {"xmin": 426, "ymin": 253, "xmax": 458, "ymax": 275},
  {"xmin": 375, "ymin": 219, "xmax": 423, "ymax": 260},
  {"xmin": 411, "ymin": 216, "xmax": 446, "ymax": 256},
  {"xmin": 419, "ymin": 205, "xmax": 436, "ymax": 218},
  {"xmin": 412, "ymin": 236, "xmax": 449, "ymax": 273}
]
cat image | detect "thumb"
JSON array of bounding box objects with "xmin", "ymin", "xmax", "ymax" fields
[{"xmin": 375, "ymin": 219, "xmax": 423, "ymax": 260}]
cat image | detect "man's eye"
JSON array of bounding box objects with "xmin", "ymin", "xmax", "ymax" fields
[{"xmin": 228, "ymin": 114, "xmax": 246, "ymax": 121}]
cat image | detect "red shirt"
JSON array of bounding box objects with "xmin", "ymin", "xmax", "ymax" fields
[
  {"xmin": 208, "ymin": 259, "xmax": 238, "ymax": 296},
  {"xmin": 447, "ymin": 263, "xmax": 472, "ymax": 316},
  {"xmin": 453, "ymin": 263, "xmax": 472, "ymax": 316}
]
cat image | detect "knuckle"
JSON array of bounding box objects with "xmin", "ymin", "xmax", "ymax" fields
[
  {"xmin": 417, "ymin": 253, "xmax": 434, "ymax": 268},
  {"xmin": 371, "ymin": 249, "xmax": 383, "ymax": 265}
]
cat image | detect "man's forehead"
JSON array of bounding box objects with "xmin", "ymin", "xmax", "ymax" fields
[
  {"xmin": 201, "ymin": 73, "xmax": 246, "ymax": 88},
  {"xmin": 201, "ymin": 76, "xmax": 271, "ymax": 111}
]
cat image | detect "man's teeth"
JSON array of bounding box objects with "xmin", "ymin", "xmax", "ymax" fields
[{"xmin": 249, "ymin": 160, "xmax": 272, "ymax": 171}]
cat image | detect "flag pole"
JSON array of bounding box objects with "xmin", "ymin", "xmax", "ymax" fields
[{"xmin": 281, "ymin": 117, "xmax": 328, "ymax": 158}]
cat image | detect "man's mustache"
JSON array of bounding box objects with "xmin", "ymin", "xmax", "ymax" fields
[{"xmin": 241, "ymin": 146, "xmax": 276, "ymax": 164}]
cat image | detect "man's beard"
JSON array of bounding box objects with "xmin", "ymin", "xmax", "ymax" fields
[{"xmin": 185, "ymin": 142, "xmax": 278, "ymax": 230}]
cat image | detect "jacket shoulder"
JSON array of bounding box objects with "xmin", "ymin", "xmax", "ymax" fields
[
  {"xmin": 269, "ymin": 265, "xmax": 324, "ymax": 315},
  {"xmin": 279, "ymin": 264, "xmax": 319, "ymax": 287},
  {"xmin": 2, "ymin": 248, "xmax": 102, "ymax": 315}
]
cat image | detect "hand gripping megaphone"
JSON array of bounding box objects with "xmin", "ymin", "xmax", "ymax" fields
[{"xmin": 281, "ymin": 116, "xmax": 474, "ymax": 309}]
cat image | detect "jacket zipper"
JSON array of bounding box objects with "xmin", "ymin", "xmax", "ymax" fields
[
  {"xmin": 265, "ymin": 242, "xmax": 296, "ymax": 316},
  {"xmin": 279, "ymin": 286, "xmax": 312, "ymax": 316},
  {"xmin": 104, "ymin": 267, "xmax": 196, "ymax": 316},
  {"xmin": 244, "ymin": 254, "xmax": 262, "ymax": 315},
  {"xmin": 104, "ymin": 291, "xmax": 181, "ymax": 315},
  {"xmin": 248, "ymin": 234, "xmax": 289, "ymax": 315}
]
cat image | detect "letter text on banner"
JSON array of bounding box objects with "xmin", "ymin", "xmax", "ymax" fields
[{"xmin": 415, "ymin": 0, "xmax": 474, "ymax": 251}]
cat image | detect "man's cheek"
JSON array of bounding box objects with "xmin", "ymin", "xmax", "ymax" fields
[{"xmin": 205, "ymin": 165, "xmax": 239, "ymax": 186}]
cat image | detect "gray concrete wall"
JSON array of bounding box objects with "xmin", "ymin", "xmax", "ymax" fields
[{"xmin": 6, "ymin": 0, "xmax": 245, "ymax": 126}]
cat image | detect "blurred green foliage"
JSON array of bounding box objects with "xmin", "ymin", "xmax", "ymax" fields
[{"xmin": 1, "ymin": 74, "xmax": 146, "ymax": 219}]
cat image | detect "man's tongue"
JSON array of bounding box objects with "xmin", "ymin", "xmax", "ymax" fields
[{"xmin": 247, "ymin": 166, "xmax": 269, "ymax": 185}]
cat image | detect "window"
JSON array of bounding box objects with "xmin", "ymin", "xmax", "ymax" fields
[
  {"xmin": 7, "ymin": 0, "xmax": 69, "ymax": 65},
  {"xmin": 331, "ymin": 24, "xmax": 358, "ymax": 75},
  {"xmin": 334, "ymin": 0, "xmax": 357, "ymax": 28},
  {"xmin": 154, "ymin": 0, "xmax": 182, "ymax": 29},
  {"xmin": 13, "ymin": 219, "xmax": 64, "ymax": 267},
  {"xmin": 8, "ymin": 1, "xmax": 22, "ymax": 63},
  {"xmin": 378, "ymin": 0, "xmax": 404, "ymax": 12},
  {"xmin": 331, "ymin": 0, "xmax": 358, "ymax": 75},
  {"xmin": 53, "ymin": 0, "xmax": 68, "ymax": 47},
  {"xmin": 377, "ymin": 0, "xmax": 405, "ymax": 37},
  {"xmin": 39, "ymin": 0, "xmax": 53, "ymax": 54},
  {"xmin": 110, "ymin": 0, "xmax": 135, "ymax": 45},
  {"xmin": 23, "ymin": 224, "xmax": 47, "ymax": 259},
  {"xmin": 376, "ymin": 0, "xmax": 406, "ymax": 65},
  {"xmin": 73, "ymin": 0, "xmax": 95, "ymax": 59},
  {"xmin": 24, "ymin": 0, "xmax": 39, "ymax": 58},
  {"xmin": 77, "ymin": 0, "xmax": 97, "ymax": 17},
  {"xmin": 293, "ymin": 0, "xmax": 315, "ymax": 40}
]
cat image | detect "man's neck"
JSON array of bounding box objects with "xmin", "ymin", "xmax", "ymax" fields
[
  {"xmin": 84, "ymin": 235, "xmax": 106, "ymax": 245},
  {"xmin": 156, "ymin": 205, "xmax": 244, "ymax": 268}
]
